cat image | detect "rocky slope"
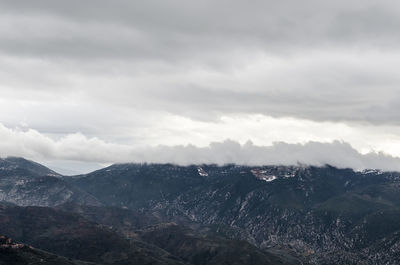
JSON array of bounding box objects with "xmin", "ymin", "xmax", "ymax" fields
[
  {"xmin": 68, "ymin": 163, "xmax": 400, "ymax": 265},
  {"xmin": 0, "ymin": 157, "xmax": 100, "ymax": 206},
  {"xmin": 56, "ymin": 203, "xmax": 301, "ymax": 265},
  {"xmin": 0, "ymin": 202, "xmax": 298, "ymax": 265},
  {"xmin": 3, "ymin": 157, "xmax": 400, "ymax": 264},
  {"xmin": 136, "ymin": 222, "xmax": 302, "ymax": 265},
  {"xmin": 0, "ymin": 202, "xmax": 188, "ymax": 265}
]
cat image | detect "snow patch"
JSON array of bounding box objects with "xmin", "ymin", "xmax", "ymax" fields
[
  {"xmin": 251, "ymin": 169, "xmax": 277, "ymax": 182},
  {"xmin": 362, "ymin": 169, "xmax": 383, "ymax": 175},
  {"xmin": 197, "ymin": 166, "xmax": 208, "ymax": 176}
]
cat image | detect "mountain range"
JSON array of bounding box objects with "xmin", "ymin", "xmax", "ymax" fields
[{"xmin": 1, "ymin": 156, "xmax": 400, "ymax": 264}]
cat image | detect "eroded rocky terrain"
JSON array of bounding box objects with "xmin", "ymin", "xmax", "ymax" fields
[{"xmin": 2, "ymin": 157, "xmax": 400, "ymax": 264}]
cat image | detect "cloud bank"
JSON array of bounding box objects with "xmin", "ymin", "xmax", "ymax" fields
[
  {"xmin": 1, "ymin": 123, "xmax": 400, "ymax": 172},
  {"xmin": 1, "ymin": 1, "xmax": 400, "ymax": 173},
  {"xmin": 1, "ymin": 0, "xmax": 400, "ymax": 127}
]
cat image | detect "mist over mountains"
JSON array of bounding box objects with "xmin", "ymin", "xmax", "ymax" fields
[
  {"xmin": 1, "ymin": 1, "xmax": 400, "ymax": 264},
  {"xmin": 2, "ymin": 121, "xmax": 400, "ymax": 173}
]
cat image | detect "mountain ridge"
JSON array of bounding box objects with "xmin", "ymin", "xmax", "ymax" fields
[
  {"xmin": 67, "ymin": 162, "xmax": 400, "ymax": 264},
  {"xmin": 2, "ymin": 157, "xmax": 400, "ymax": 264}
]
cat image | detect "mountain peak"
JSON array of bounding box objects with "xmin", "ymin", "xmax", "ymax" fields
[{"xmin": 0, "ymin": 156, "xmax": 61, "ymax": 177}]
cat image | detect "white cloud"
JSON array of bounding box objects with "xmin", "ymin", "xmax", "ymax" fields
[
  {"xmin": 1, "ymin": 122, "xmax": 400, "ymax": 172},
  {"xmin": 135, "ymin": 140, "xmax": 400, "ymax": 172}
]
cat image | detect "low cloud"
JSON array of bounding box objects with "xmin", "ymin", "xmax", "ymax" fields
[
  {"xmin": 136, "ymin": 140, "xmax": 400, "ymax": 172},
  {"xmin": 1, "ymin": 123, "xmax": 400, "ymax": 172}
]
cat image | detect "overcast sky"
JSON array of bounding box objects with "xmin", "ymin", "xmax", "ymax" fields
[{"xmin": 1, "ymin": 0, "xmax": 400, "ymax": 174}]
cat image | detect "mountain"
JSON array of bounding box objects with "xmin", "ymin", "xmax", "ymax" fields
[
  {"xmin": 135, "ymin": 222, "xmax": 302, "ymax": 265},
  {"xmin": 0, "ymin": 202, "xmax": 298, "ymax": 265},
  {"xmin": 0, "ymin": 157, "xmax": 100, "ymax": 206},
  {"xmin": 68, "ymin": 163, "xmax": 400, "ymax": 265},
  {"xmin": 0, "ymin": 157, "xmax": 61, "ymax": 178},
  {"xmin": 0, "ymin": 235, "xmax": 91, "ymax": 265},
  {"xmin": 4, "ymin": 157, "xmax": 400, "ymax": 264},
  {"xmin": 0, "ymin": 202, "xmax": 186, "ymax": 265},
  {"xmin": 56, "ymin": 203, "xmax": 301, "ymax": 265}
]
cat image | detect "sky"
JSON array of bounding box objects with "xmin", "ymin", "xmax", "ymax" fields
[{"xmin": 1, "ymin": 0, "xmax": 400, "ymax": 174}]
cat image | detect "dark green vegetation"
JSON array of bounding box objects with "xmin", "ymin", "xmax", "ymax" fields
[
  {"xmin": 0, "ymin": 203, "xmax": 186, "ymax": 265},
  {"xmin": 0, "ymin": 202, "xmax": 297, "ymax": 265},
  {"xmin": 66, "ymin": 164, "xmax": 400, "ymax": 264},
  {"xmin": 0, "ymin": 235, "xmax": 91, "ymax": 265},
  {"xmin": 2, "ymin": 157, "xmax": 400, "ymax": 264}
]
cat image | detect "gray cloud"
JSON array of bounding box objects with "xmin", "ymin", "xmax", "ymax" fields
[
  {"xmin": 1, "ymin": 0, "xmax": 400, "ymax": 125},
  {"xmin": 2, "ymin": 1, "xmax": 400, "ymax": 56},
  {"xmin": 1, "ymin": 1, "xmax": 400, "ymax": 169}
]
